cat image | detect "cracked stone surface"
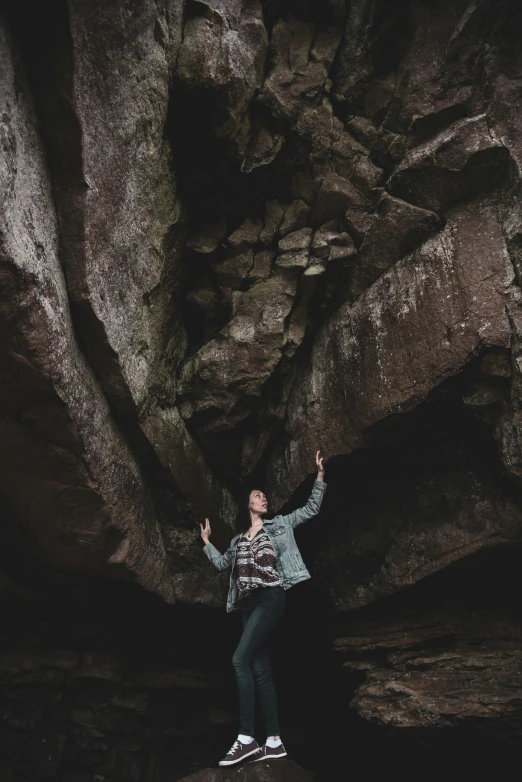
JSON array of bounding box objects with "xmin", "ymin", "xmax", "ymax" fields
[
  {"xmin": 334, "ymin": 571, "xmax": 522, "ymax": 733},
  {"xmin": 342, "ymin": 615, "xmax": 522, "ymax": 729}
]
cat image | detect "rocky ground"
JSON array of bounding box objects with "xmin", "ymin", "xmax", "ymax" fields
[{"xmin": 2, "ymin": 0, "xmax": 522, "ymax": 779}]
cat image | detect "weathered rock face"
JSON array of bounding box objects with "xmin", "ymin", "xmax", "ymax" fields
[
  {"xmin": 268, "ymin": 199, "xmax": 515, "ymax": 507},
  {"xmin": 332, "ymin": 546, "xmax": 522, "ymax": 737},
  {"xmin": 3, "ymin": 0, "xmax": 522, "ymax": 773},
  {"xmin": 0, "ymin": 21, "xmax": 173, "ymax": 597},
  {"xmin": 45, "ymin": 0, "xmax": 185, "ymax": 416},
  {"xmin": 0, "ymin": 14, "xmax": 233, "ymax": 606},
  {"xmin": 346, "ymin": 612, "xmax": 522, "ymax": 731}
]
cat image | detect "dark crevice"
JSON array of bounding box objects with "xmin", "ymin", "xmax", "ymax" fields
[
  {"xmin": 408, "ymin": 102, "xmax": 471, "ymax": 146},
  {"xmin": 368, "ymin": 0, "xmax": 413, "ymax": 81}
]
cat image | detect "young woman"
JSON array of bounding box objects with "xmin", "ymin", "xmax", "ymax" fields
[{"xmin": 200, "ymin": 450, "xmax": 327, "ymax": 766}]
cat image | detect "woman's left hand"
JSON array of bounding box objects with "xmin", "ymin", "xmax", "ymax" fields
[{"xmin": 316, "ymin": 450, "xmax": 325, "ymax": 480}]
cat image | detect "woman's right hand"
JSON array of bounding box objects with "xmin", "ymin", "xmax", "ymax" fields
[{"xmin": 200, "ymin": 517, "xmax": 211, "ymax": 544}]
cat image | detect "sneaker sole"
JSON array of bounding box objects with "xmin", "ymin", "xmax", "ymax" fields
[
  {"xmin": 251, "ymin": 751, "xmax": 287, "ymax": 761},
  {"xmin": 218, "ymin": 746, "xmax": 261, "ymax": 766}
]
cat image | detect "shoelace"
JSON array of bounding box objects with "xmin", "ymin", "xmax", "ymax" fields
[{"xmin": 229, "ymin": 740, "xmax": 242, "ymax": 754}]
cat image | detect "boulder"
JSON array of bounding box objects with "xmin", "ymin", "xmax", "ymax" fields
[{"xmin": 177, "ymin": 759, "xmax": 313, "ymax": 782}]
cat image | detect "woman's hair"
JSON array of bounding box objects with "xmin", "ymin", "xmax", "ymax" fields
[{"xmin": 235, "ymin": 487, "xmax": 270, "ymax": 533}]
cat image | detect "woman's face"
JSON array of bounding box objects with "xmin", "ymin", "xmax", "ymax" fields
[{"xmin": 249, "ymin": 489, "xmax": 268, "ymax": 515}]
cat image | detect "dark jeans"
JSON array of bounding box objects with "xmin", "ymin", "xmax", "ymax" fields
[{"xmin": 232, "ymin": 586, "xmax": 286, "ymax": 737}]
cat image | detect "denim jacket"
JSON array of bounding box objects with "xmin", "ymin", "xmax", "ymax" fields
[{"xmin": 203, "ymin": 479, "xmax": 327, "ymax": 612}]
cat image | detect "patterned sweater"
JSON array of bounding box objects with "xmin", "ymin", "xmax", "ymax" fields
[{"xmin": 233, "ymin": 528, "xmax": 283, "ymax": 599}]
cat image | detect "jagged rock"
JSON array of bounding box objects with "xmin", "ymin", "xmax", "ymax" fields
[
  {"xmin": 383, "ymin": 1, "xmax": 496, "ymax": 137},
  {"xmin": 211, "ymin": 249, "xmax": 254, "ymax": 288},
  {"xmin": 327, "ymin": 243, "xmax": 357, "ymax": 261},
  {"xmin": 336, "ymin": 609, "xmax": 522, "ymax": 731},
  {"xmin": 355, "ymin": 662, "xmax": 522, "ymax": 729},
  {"xmin": 0, "ymin": 20, "xmax": 176, "ymax": 601},
  {"xmin": 178, "ymin": 759, "xmax": 313, "ymax": 782},
  {"xmin": 296, "ymin": 97, "xmax": 338, "ymax": 159},
  {"xmin": 303, "ymin": 260, "xmax": 326, "ymax": 276},
  {"xmin": 331, "ymin": 129, "xmax": 384, "ymax": 197},
  {"xmin": 260, "ymin": 17, "xmax": 339, "ymax": 124},
  {"xmin": 331, "ymin": 0, "xmax": 378, "ymax": 106},
  {"xmin": 493, "ymin": 316, "xmax": 522, "ymax": 486},
  {"xmin": 310, "ymin": 172, "xmax": 370, "ymax": 238},
  {"xmin": 279, "ymin": 199, "xmax": 311, "ymax": 237},
  {"xmin": 240, "ymin": 117, "xmax": 285, "ymax": 173},
  {"xmin": 260, "ymin": 200, "xmax": 286, "ymax": 245},
  {"xmin": 486, "ymin": 9, "xmax": 522, "ymax": 172},
  {"xmin": 311, "ymin": 225, "xmax": 356, "ymax": 261},
  {"xmin": 278, "ymin": 228, "xmax": 313, "ymax": 253},
  {"xmin": 139, "ymin": 407, "xmax": 236, "ymax": 528},
  {"xmin": 178, "ymin": 272, "xmax": 299, "ymax": 430},
  {"xmin": 249, "ymin": 250, "xmax": 275, "ymax": 280},
  {"xmin": 226, "ymin": 216, "xmax": 263, "ymax": 248},
  {"xmin": 346, "ymin": 116, "xmax": 380, "ymax": 148},
  {"xmin": 267, "ymin": 200, "xmax": 514, "ymax": 509},
  {"xmin": 388, "ymin": 115, "xmax": 509, "ymax": 212},
  {"xmin": 349, "ymin": 193, "xmax": 442, "ymax": 297},
  {"xmin": 3, "ymin": 0, "xmax": 522, "ymax": 584},
  {"xmin": 176, "ymin": 0, "xmax": 268, "ymax": 138}
]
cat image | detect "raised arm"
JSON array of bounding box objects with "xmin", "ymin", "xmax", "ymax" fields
[
  {"xmin": 200, "ymin": 517, "xmax": 235, "ymax": 571},
  {"xmin": 282, "ymin": 450, "xmax": 327, "ymax": 529}
]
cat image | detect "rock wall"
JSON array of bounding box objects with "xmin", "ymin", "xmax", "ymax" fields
[{"xmin": 2, "ymin": 0, "xmax": 522, "ymax": 777}]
